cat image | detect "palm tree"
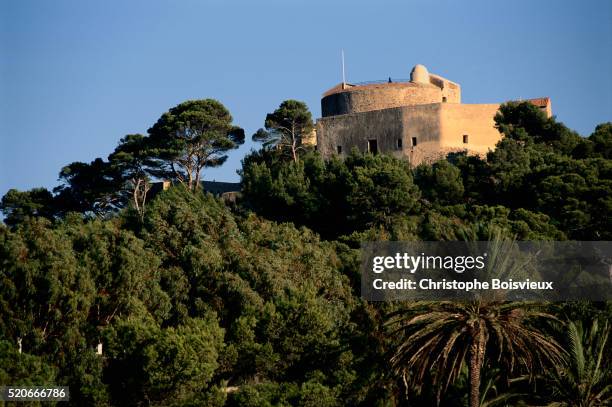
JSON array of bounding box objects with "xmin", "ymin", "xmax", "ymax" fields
[
  {"xmin": 545, "ymin": 319, "xmax": 611, "ymax": 406},
  {"xmin": 386, "ymin": 235, "xmax": 565, "ymax": 407},
  {"xmin": 387, "ymin": 301, "xmax": 564, "ymax": 407}
]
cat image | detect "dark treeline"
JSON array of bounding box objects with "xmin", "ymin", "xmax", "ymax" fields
[{"xmin": 1, "ymin": 100, "xmax": 611, "ymax": 406}]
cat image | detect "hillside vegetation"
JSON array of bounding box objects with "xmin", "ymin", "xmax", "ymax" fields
[{"xmin": 1, "ymin": 101, "xmax": 611, "ymax": 406}]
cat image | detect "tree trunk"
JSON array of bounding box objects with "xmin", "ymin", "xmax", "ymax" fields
[
  {"xmin": 468, "ymin": 342, "xmax": 481, "ymax": 407},
  {"xmin": 291, "ymin": 123, "xmax": 298, "ymax": 162},
  {"xmin": 468, "ymin": 322, "xmax": 486, "ymax": 407},
  {"xmin": 291, "ymin": 136, "xmax": 298, "ymax": 163},
  {"xmin": 140, "ymin": 180, "xmax": 149, "ymax": 222},
  {"xmin": 132, "ymin": 178, "xmax": 141, "ymax": 214},
  {"xmin": 194, "ymin": 164, "xmax": 203, "ymax": 190}
]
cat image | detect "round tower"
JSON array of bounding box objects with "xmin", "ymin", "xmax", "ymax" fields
[{"xmin": 321, "ymin": 64, "xmax": 447, "ymax": 117}]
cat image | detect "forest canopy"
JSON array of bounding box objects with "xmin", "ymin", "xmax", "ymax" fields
[{"xmin": 1, "ymin": 100, "xmax": 611, "ymax": 406}]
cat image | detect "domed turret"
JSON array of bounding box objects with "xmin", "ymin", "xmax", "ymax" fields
[{"xmin": 410, "ymin": 64, "xmax": 430, "ymax": 84}]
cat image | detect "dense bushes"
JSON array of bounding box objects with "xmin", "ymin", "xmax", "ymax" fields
[{"xmin": 1, "ymin": 188, "xmax": 391, "ymax": 405}]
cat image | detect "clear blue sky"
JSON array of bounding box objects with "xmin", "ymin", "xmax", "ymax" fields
[{"xmin": 1, "ymin": 0, "xmax": 611, "ymax": 197}]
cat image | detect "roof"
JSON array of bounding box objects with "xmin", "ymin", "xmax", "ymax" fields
[{"xmin": 523, "ymin": 97, "xmax": 551, "ymax": 107}]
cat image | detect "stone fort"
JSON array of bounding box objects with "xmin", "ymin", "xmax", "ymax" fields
[{"xmin": 314, "ymin": 64, "xmax": 551, "ymax": 165}]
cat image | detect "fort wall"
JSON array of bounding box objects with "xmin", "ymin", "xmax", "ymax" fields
[
  {"xmin": 321, "ymin": 83, "xmax": 445, "ymax": 117},
  {"xmin": 316, "ymin": 107, "xmax": 406, "ymax": 157},
  {"xmin": 316, "ymin": 103, "xmax": 505, "ymax": 165},
  {"xmin": 438, "ymin": 103, "xmax": 502, "ymax": 156},
  {"xmin": 400, "ymin": 104, "xmax": 444, "ymax": 164},
  {"xmin": 429, "ymin": 73, "xmax": 461, "ymax": 105},
  {"xmin": 317, "ymin": 103, "xmax": 449, "ymax": 164}
]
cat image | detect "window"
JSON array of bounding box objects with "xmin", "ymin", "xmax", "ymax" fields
[
  {"xmin": 337, "ymin": 145, "xmax": 342, "ymax": 154},
  {"xmin": 396, "ymin": 138, "xmax": 403, "ymax": 149},
  {"xmin": 367, "ymin": 139, "xmax": 378, "ymax": 154},
  {"xmin": 463, "ymin": 134, "xmax": 469, "ymax": 144},
  {"xmin": 442, "ymin": 96, "xmax": 447, "ymax": 103},
  {"xmin": 411, "ymin": 137, "xmax": 418, "ymax": 147}
]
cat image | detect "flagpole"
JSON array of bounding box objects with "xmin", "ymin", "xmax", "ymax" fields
[{"xmin": 341, "ymin": 49, "xmax": 346, "ymax": 86}]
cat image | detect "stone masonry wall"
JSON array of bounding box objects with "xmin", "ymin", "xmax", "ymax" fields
[
  {"xmin": 317, "ymin": 102, "xmax": 505, "ymax": 166},
  {"xmin": 321, "ymin": 82, "xmax": 444, "ymax": 117},
  {"xmin": 317, "ymin": 104, "xmax": 445, "ymax": 165},
  {"xmin": 438, "ymin": 103, "xmax": 503, "ymax": 155},
  {"xmin": 316, "ymin": 107, "xmax": 406, "ymax": 158}
]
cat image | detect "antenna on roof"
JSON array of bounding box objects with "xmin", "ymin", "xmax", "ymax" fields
[{"xmin": 341, "ymin": 49, "xmax": 346, "ymax": 87}]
